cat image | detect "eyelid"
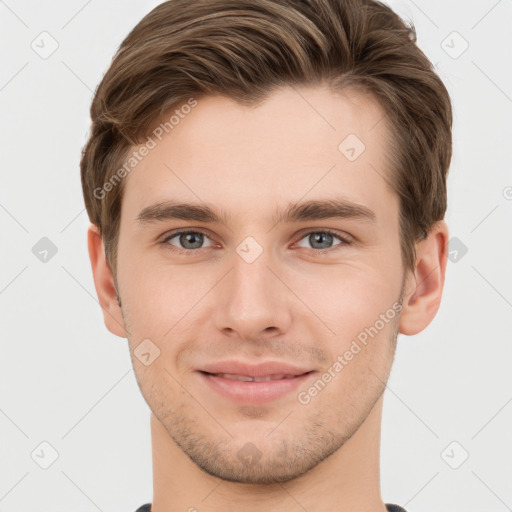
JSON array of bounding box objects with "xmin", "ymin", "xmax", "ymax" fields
[{"xmin": 294, "ymin": 227, "xmax": 353, "ymax": 244}]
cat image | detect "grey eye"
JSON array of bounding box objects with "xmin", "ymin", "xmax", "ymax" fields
[
  {"xmin": 165, "ymin": 231, "xmax": 214, "ymax": 251},
  {"xmin": 296, "ymin": 231, "xmax": 344, "ymax": 251}
]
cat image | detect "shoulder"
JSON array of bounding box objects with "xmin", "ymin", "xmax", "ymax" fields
[{"xmin": 386, "ymin": 504, "xmax": 409, "ymax": 512}]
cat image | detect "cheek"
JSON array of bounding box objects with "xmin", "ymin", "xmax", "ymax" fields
[
  {"xmin": 292, "ymin": 265, "xmax": 401, "ymax": 385},
  {"xmin": 293, "ymin": 264, "xmax": 401, "ymax": 336},
  {"xmin": 118, "ymin": 256, "xmax": 195, "ymax": 332},
  {"xmin": 119, "ymin": 262, "xmax": 231, "ymax": 376}
]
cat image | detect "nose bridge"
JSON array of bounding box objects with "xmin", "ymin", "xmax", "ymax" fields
[{"xmin": 214, "ymin": 237, "xmax": 291, "ymax": 338}]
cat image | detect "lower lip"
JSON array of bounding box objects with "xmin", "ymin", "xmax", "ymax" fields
[{"xmin": 197, "ymin": 371, "xmax": 316, "ymax": 405}]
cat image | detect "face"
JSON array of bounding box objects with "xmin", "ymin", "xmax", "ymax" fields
[{"xmin": 114, "ymin": 85, "xmax": 406, "ymax": 483}]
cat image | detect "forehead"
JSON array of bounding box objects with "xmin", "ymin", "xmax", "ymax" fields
[{"xmin": 120, "ymin": 84, "xmax": 396, "ymax": 227}]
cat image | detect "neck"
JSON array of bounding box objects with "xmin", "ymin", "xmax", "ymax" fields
[{"xmin": 150, "ymin": 394, "xmax": 388, "ymax": 512}]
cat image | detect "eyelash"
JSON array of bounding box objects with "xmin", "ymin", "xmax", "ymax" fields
[{"xmin": 160, "ymin": 228, "xmax": 352, "ymax": 255}]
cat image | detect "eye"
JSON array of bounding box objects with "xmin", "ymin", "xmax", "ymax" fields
[
  {"xmin": 161, "ymin": 228, "xmax": 352, "ymax": 255},
  {"xmin": 295, "ymin": 229, "xmax": 351, "ymax": 252},
  {"xmin": 162, "ymin": 230, "xmax": 215, "ymax": 253}
]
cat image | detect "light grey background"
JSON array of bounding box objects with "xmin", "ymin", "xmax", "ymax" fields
[{"xmin": 1, "ymin": 1, "xmax": 511, "ymax": 511}]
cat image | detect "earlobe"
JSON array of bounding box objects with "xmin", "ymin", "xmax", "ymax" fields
[
  {"xmin": 87, "ymin": 224, "xmax": 127, "ymax": 338},
  {"xmin": 398, "ymin": 221, "xmax": 449, "ymax": 336}
]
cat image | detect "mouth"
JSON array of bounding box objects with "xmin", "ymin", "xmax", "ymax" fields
[
  {"xmin": 196, "ymin": 369, "xmax": 316, "ymax": 405},
  {"xmin": 200, "ymin": 371, "xmax": 308, "ymax": 382}
]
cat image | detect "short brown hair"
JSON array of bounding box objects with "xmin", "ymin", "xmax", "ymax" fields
[{"xmin": 80, "ymin": 0, "xmax": 452, "ymax": 277}]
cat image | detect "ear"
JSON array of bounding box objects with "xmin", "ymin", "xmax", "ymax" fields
[
  {"xmin": 87, "ymin": 224, "xmax": 127, "ymax": 338},
  {"xmin": 399, "ymin": 220, "xmax": 449, "ymax": 335}
]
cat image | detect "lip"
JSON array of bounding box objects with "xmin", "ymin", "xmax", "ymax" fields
[
  {"xmin": 199, "ymin": 360, "xmax": 313, "ymax": 378},
  {"xmin": 196, "ymin": 360, "xmax": 316, "ymax": 405}
]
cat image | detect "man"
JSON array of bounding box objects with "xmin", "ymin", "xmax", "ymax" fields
[{"xmin": 80, "ymin": 0, "xmax": 452, "ymax": 510}]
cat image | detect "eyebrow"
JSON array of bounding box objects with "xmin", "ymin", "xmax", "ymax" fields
[{"xmin": 135, "ymin": 198, "xmax": 377, "ymax": 227}]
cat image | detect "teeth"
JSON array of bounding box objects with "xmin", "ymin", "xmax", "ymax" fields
[{"xmin": 214, "ymin": 373, "xmax": 297, "ymax": 382}]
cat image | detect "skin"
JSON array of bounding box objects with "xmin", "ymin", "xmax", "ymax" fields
[{"xmin": 88, "ymin": 84, "xmax": 448, "ymax": 512}]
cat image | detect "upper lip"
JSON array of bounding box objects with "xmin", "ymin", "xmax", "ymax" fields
[{"xmin": 198, "ymin": 360, "xmax": 313, "ymax": 378}]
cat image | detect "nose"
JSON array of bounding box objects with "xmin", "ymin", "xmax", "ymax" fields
[{"xmin": 213, "ymin": 243, "xmax": 292, "ymax": 342}]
